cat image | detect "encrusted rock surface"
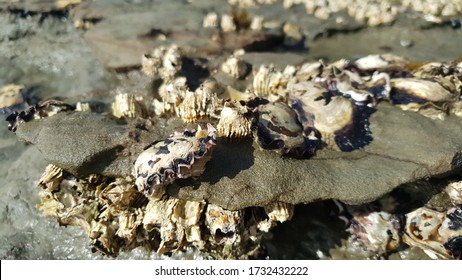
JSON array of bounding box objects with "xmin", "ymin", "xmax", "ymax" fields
[{"xmin": 15, "ymin": 102, "xmax": 462, "ymax": 210}]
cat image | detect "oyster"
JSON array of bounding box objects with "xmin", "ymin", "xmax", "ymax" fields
[
  {"xmin": 6, "ymin": 99, "xmax": 74, "ymax": 132},
  {"xmin": 134, "ymin": 124, "xmax": 217, "ymax": 200},
  {"xmin": 403, "ymin": 206, "xmax": 462, "ymax": 259},
  {"xmin": 253, "ymin": 101, "xmax": 320, "ymax": 157},
  {"xmin": 347, "ymin": 211, "xmax": 401, "ymax": 257},
  {"xmin": 289, "ymin": 81, "xmax": 374, "ymax": 151}
]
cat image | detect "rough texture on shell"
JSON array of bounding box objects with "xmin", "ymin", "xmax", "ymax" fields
[
  {"xmin": 141, "ymin": 45, "xmax": 182, "ymax": 80},
  {"xmin": 251, "ymin": 64, "xmax": 287, "ymax": 98},
  {"xmin": 134, "ymin": 124, "xmax": 217, "ymax": 200},
  {"xmin": 347, "ymin": 211, "xmax": 401, "ymax": 256},
  {"xmin": 289, "ymin": 81, "xmax": 374, "ymax": 151},
  {"xmin": 111, "ymin": 93, "xmax": 146, "ymax": 119},
  {"xmin": 403, "ymin": 206, "xmax": 462, "ymax": 259},
  {"xmin": 217, "ymin": 101, "xmax": 253, "ymax": 138},
  {"xmin": 175, "ymin": 79, "xmax": 222, "ymax": 122},
  {"xmin": 446, "ymin": 181, "xmax": 462, "ymax": 206},
  {"xmin": 221, "ymin": 56, "xmax": 249, "ymax": 79}
]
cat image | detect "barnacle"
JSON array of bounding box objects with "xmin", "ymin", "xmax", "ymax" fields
[{"xmin": 217, "ymin": 101, "xmax": 253, "ymax": 138}]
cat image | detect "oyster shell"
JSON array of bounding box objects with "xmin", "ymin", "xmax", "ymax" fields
[
  {"xmin": 403, "ymin": 206, "xmax": 462, "ymax": 259},
  {"xmin": 6, "ymin": 99, "xmax": 74, "ymax": 132},
  {"xmin": 446, "ymin": 181, "xmax": 462, "ymax": 206},
  {"xmin": 253, "ymin": 101, "xmax": 320, "ymax": 157},
  {"xmin": 289, "ymin": 81, "xmax": 374, "ymax": 151},
  {"xmin": 134, "ymin": 124, "xmax": 217, "ymax": 200},
  {"xmin": 348, "ymin": 211, "xmax": 401, "ymax": 256}
]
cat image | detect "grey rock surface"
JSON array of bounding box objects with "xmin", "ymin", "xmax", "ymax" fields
[{"xmin": 171, "ymin": 103, "xmax": 462, "ymax": 210}]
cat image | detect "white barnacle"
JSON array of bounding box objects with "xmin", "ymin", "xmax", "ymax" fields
[{"xmin": 217, "ymin": 101, "xmax": 253, "ymax": 138}]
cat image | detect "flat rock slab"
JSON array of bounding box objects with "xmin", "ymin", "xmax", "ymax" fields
[
  {"xmin": 170, "ymin": 103, "xmax": 462, "ymax": 209},
  {"xmin": 13, "ymin": 103, "xmax": 462, "ymax": 210}
]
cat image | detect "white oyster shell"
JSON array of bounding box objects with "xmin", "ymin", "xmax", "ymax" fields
[{"xmin": 134, "ymin": 124, "xmax": 217, "ymax": 200}]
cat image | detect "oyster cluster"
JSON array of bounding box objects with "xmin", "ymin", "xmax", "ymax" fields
[{"xmin": 338, "ymin": 181, "xmax": 462, "ymax": 260}]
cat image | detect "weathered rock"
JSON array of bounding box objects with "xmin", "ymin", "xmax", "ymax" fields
[
  {"xmin": 14, "ymin": 112, "xmax": 184, "ymax": 177},
  {"xmin": 13, "ymin": 102, "xmax": 462, "ymax": 211},
  {"xmin": 170, "ymin": 102, "xmax": 462, "ymax": 210}
]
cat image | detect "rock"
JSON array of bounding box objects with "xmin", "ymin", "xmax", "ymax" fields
[
  {"xmin": 13, "ymin": 103, "xmax": 462, "ymax": 211},
  {"xmin": 170, "ymin": 102, "xmax": 462, "ymax": 210},
  {"xmin": 13, "ymin": 112, "xmax": 181, "ymax": 177},
  {"xmin": 78, "ymin": 1, "xmax": 286, "ymax": 70}
]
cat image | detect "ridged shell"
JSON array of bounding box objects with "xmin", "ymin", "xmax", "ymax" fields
[{"xmin": 134, "ymin": 124, "xmax": 217, "ymax": 200}]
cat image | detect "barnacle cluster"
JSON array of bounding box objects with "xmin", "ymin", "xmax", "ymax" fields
[
  {"xmin": 36, "ymin": 164, "xmax": 292, "ymax": 258},
  {"xmin": 336, "ymin": 179, "xmax": 462, "ymax": 260},
  {"xmin": 234, "ymin": 0, "xmax": 462, "ymax": 26}
]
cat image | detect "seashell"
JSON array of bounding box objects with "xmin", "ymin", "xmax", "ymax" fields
[
  {"xmin": 282, "ymin": 22, "xmax": 304, "ymax": 47},
  {"xmin": 389, "ymin": 78, "xmax": 459, "ymax": 116},
  {"xmin": 263, "ymin": 202, "xmax": 294, "ymax": 223},
  {"xmin": 296, "ymin": 61, "xmax": 323, "ymax": 81},
  {"xmin": 133, "ymin": 124, "xmax": 217, "ymax": 200},
  {"xmin": 446, "ymin": 181, "xmax": 462, "ymax": 206},
  {"xmin": 348, "ymin": 211, "xmax": 401, "ymax": 256},
  {"xmin": 289, "ymin": 81, "xmax": 375, "ymax": 151},
  {"xmin": 225, "ymin": 86, "xmax": 256, "ymax": 102},
  {"xmin": 6, "ymin": 99, "xmax": 74, "ymax": 132},
  {"xmin": 402, "ymin": 206, "xmax": 462, "ymax": 259},
  {"xmin": 75, "ymin": 102, "xmax": 92, "ymax": 112},
  {"xmin": 351, "ymin": 54, "xmax": 408, "ymax": 72},
  {"xmin": 205, "ymin": 204, "xmax": 241, "ymax": 240},
  {"xmin": 217, "ymin": 101, "xmax": 253, "ymax": 138},
  {"xmin": 250, "ymin": 15, "xmax": 264, "ymax": 30},
  {"xmin": 254, "ymin": 101, "xmax": 321, "ymax": 157},
  {"xmin": 221, "ymin": 56, "xmax": 249, "ymax": 79},
  {"xmin": 111, "ymin": 93, "xmax": 146, "ymax": 119},
  {"xmin": 116, "ymin": 209, "xmax": 144, "ymax": 241}
]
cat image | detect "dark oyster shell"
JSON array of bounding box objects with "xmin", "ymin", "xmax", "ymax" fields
[{"xmin": 253, "ymin": 102, "xmax": 321, "ymax": 158}]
